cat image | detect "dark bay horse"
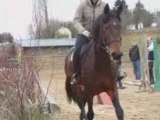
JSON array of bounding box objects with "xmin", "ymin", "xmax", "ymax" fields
[{"xmin": 65, "ymin": 4, "xmax": 124, "ymax": 120}]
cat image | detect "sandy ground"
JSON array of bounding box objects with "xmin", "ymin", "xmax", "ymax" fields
[{"xmin": 39, "ymin": 64, "xmax": 160, "ymax": 120}]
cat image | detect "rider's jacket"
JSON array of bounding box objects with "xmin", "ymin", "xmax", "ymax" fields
[{"xmin": 73, "ymin": 0, "xmax": 106, "ymax": 34}]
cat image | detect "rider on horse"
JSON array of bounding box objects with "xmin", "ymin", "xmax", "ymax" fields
[{"xmin": 71, "ymin": 0, "xmax": 126, "ymax": 85}]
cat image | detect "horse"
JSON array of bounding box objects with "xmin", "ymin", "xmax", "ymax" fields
[{"xmin": 65, "ymin": 4, "xmax": 124, "ymax": 120}]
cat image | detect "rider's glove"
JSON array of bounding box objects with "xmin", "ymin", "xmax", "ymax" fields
[{"xmin": 82, "ymin": 30, "xmax": 90, "ymax": 38}]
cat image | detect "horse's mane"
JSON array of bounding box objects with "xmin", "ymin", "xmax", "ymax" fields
[{"xmin": 92, "ymin": 10, "xmax": 121, "ymax": 40}]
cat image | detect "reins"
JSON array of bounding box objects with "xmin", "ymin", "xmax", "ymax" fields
[{"xmin": 91, "ymin": 39, "xmax": 114, "ymax": 60}]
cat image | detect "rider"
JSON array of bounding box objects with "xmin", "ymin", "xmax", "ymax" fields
[
  {"xmin": 70, "ymin": 0, "xmax": 106, "ymax": 85},
  {"xmin": 70, "ymin": 0, "xmax": 126, "ymax": 85}
]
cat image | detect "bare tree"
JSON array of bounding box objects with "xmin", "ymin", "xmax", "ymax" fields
[
  {"xmin": 155, "ymin": 11, "xmax": 160, "ymax": 27},
  {"xmin": 31, "ymin": 0, "xmax": 50, "ymax": 39},
  {"xmin": 28, "ymin": 24, "xmax": 35, "ymax": 39},
  {"xmin": 0, "ymin": 48, "xmax": 42, "ymax": 120}
]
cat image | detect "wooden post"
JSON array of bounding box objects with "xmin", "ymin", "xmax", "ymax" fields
[{"xmin": 138, "ymin": 34, "xmax": 153, "ymax": 92}]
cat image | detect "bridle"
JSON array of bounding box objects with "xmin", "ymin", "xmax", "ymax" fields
[
  {"xmin": 92, "ymin": 31, "xmax": 122, "ymax": 60},
  {"xmin": 91, "ymin": 16, "xmax": 122, "ymax": 61},
  {"xmin": 92, "ymin": 40, "xmax": 112, "ymax": 60}
]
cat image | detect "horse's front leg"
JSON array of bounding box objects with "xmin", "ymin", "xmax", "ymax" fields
[
  {"xmin": 87, "ymin": 97, "xmax": 94, "ymax": 120},
  {"xmin": 77, "ymin": 98, "xmax": 87, "ymax": 120},
  {"xmin": 110, "ymin": 90, "xmax": 124, "ymax": 120}
]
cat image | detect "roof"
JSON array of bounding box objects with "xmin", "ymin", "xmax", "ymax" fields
[{"xmin": 18, "ymin": 38, "xmax": 76, "ymax": 48}]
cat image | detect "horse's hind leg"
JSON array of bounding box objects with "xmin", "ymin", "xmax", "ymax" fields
[
  {"xmin": 77, "ymin": 99, "xmax": 87, "ymax": 120},
  {"xmin": 87, "ymin": 97, "xmax": 94, "ymax": 120},
  {"xmin": 109, "ymin": 91, "xmax": 124, "ymax": 120}
]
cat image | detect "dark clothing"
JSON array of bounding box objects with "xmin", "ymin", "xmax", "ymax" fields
[
  {"xmin": 129, "ymin": 45, "xmax": 140, "ymax": 61},
  {"xmin": 148, "ymin": 51, "xmax": 154, "ymax": 61},
  {"xmin": 73, "ymin": 34, "xmax": 90, "ymax": 74},
  {"xmin": 148, "ymin": 61, "xmax": 154, "ymax": 84},
  {"xmin": 129, "ymin": 45, "xmax": 141, "ymax": 80},
  {"xmin": 148, "ymin": 50, "xmax": 154, "ymax": 84}
]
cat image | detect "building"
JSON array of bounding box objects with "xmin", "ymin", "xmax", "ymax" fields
[
  {"xmin": 18, "ymin": 38, "xmax": 76, "ymax": 68},
  {"xmin": 19, "ymin": 38, "xmax": 75, "ymax": 55}
]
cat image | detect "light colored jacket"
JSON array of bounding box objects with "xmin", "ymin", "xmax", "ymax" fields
[
  {"xmin": 73, "ymin": 0, "xmax": 106, "ymax": 34},
  {"xmin": 148, "ymin": 41, "xmax": 154, "ymax": 51}
]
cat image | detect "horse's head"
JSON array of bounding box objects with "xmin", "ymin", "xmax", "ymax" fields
[{"xmin": 92, "ymin": 4, "xmax": 123, "ymax": 59}]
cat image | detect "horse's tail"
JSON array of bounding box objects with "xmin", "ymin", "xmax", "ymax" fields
[
  {"xmin": 65, "ymin": 76, "xmax": 72, "ymax": 103},
  {"xmin": 64, "ymin": 49, "xmax": 74, "ymax": 103}
]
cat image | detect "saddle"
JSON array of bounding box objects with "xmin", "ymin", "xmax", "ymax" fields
[
  {"xmin": 80, "ymin": 45, "xmax": 88, "ymax": 61},
  {"xmin": 71, "ymin": 42, "xmax": 91, "ymax": 63}
]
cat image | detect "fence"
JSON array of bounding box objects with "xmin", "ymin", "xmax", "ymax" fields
[
  {"xmin": 35, "ymin": 55, "xmax": 65, "ymax": 69},
  {"xmin": 24, "ymin": 55, "xmax": 61, "ymax": 120}
]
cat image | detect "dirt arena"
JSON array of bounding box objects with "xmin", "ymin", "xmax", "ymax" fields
[{"xmin": 39, "ymin": 64, "xmax": 160, "ymax": 120}]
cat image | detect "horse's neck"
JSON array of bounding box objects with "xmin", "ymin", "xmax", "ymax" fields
[{"xmin": 94, "ymin": 44, "xmax": 111, "ymax": 70}]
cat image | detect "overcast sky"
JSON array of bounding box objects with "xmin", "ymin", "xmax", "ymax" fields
[{"xmin": 0, "ymin": 0, "xmax": 160, "ymax": 39}]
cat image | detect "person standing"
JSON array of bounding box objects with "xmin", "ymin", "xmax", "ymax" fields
[
  {"xmin": 129, "ymin": 41, "xmax": 141, "ymax": 81},
  {"xmin": 147, "ymin": 37, "xmax": 154, "ymax": 84}
]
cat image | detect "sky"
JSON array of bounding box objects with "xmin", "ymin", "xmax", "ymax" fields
[{"xmin": 0, "ymin": 0, "xmax": 160, "ymax": 39}]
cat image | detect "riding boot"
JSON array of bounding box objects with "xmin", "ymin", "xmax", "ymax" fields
[
  {"xmin": 70, "ymin": 34, "xmax": 90, "ymax": 85},
  {"xmin": 70, "ymin": 47, "xmax": 81, "ymax": 84}
]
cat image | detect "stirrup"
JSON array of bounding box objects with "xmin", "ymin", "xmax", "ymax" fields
[{"xmin": 70, "ymin": 73, "xmax": 80, "ymax": 85}]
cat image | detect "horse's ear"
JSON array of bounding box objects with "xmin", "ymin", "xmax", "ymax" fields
[
  {"xmin": 116, "ymin": 4, "xmax": 123, "ymax": 16},
  {"xmin": 104, "ymin": 4, "xmax": 110, "ymax": 14}
]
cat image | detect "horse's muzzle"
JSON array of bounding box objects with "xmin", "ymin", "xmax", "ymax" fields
[{"xmin": 111, "ymin": 52, "xmax": 123, "ymax": 60}]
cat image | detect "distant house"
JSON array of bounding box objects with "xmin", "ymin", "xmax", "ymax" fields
[{"xmin": 19, "ymin": 38, "xmax": 75, "ymax": 56}]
